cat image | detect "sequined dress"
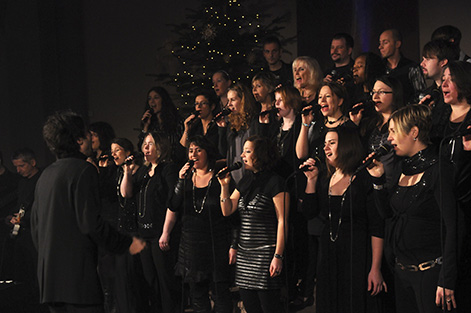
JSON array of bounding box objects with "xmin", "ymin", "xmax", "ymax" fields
[{"xmin": 235, "ymin": 170, "xmax": 286, "ymax": 290}]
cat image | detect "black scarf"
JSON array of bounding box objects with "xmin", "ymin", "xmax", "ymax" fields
[{"xmin": 402, "ymin": 146, "xmax": 438, "ymax": 175}]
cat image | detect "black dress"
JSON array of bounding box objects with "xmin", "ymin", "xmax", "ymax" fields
[
  {"xmin": 235, "ymin": 170, "xmax": 286, "ymax": 290},
  {"xmin": 302, "ymin": 170, "xmax": 384, "ymax": 313},
  {"xmin": 171, "ymin": 176, "xmax": 232, "ymax": 283}
]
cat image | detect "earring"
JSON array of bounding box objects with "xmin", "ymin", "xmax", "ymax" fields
[{"xmin": 413, "ymin": 137, "xmax": 417, "ymax": 141}]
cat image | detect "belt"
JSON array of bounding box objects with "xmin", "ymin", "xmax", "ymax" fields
[{"xmin": 396, "ymin": 257, "xmax": 442, "ymax": 272}]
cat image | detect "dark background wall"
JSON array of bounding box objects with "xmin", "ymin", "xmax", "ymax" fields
[{"xmin": 1, "ymin": 0, "xmax": 470, "ymax": 171}]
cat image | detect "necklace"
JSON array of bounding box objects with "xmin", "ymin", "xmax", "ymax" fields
[
  {"xmin": 192, "ymin": 171, "xmax": 213, "ymax": 214},
  {"xmin": 326, "ymin": 114, "xmax": 344, "ymax": 125},
  {"xmin": 328, "ymin": 171, "xmax": 350, "ymax": 242},
  {"xmin": 117, "ymin": 171, "xmax": 126, "ymax": 208}
]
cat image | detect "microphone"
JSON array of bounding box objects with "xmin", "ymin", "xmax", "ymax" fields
[
  {"xmin": 354, "ymin": 144, "xmax": 392, "ymax": 174},
  {"xmin": 183, "ymin": 159, "xmax": 195, "ymax": 177},
  {"xmin": 124, "ymin": 152, "xmax": 143, "ymax": 165},
  {"xmin": 213, "ymin": 108, "xmax": 232, "ymax": 122},
  {"xmin": 298, "ymin": 155, "xmax": 322, "ymax": 172},
  {"xmin": 260, "ymin": 107, "xmax": 279, "ymax": 117},
  {"xmin": 301, "ymin": 105, "xmax": 320, "ymax": 116},
  {"xmin": 349, "ymin": 100, "xmax": 375, "ymax": 115},
  {"xmin": 216, "ymin": 162, "xmax": 243, "ymax": 178}
]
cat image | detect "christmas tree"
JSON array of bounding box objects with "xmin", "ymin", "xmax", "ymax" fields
[{"xmin": 152, "ymin": 0, "xmax": 295, "ymax": 108}]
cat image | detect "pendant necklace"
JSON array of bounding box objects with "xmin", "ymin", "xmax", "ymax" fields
[
  {"xmin": 192, "ymin": 170, "xmax": 213, "ymax": 214},
  {"xmin": 328, "ymin": 171, "xmax": 350, "ymax": 242}
]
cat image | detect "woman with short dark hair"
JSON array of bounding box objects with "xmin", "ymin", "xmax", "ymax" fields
[
  {"xmin": 301, "ymin": 126, "xmax": 386, "ymax": 313},
  {"xmin": 171, "ymin": 136, "xmax": 233, "ymax": 313},
  {"xmin": 217, "ymin": 135, "xmax": 289, "ymax": 313}
]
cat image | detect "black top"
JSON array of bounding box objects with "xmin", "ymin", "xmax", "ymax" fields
[
  {"xmin": 135, "ymin": 162, "xmax": 178, "ymax": 239},
  {"xmin": 301, "ymin": 169, "xmax": 384, "ymax": 313},
  {"xmin": 171, "ymin": 175, "xmax": 233, "ymax": 282},
  {"xmin": 372, "ymin": 148, "xmax": 458, "ymax": 289},
  {"xmin": 186, "ymin": 119, "xmax": 219, "ymax": 151}
]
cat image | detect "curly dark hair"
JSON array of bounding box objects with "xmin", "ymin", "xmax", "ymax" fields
[
  {"xmin": 187, "ymin": 135, "xmax": 220, "ymax": 169},
  {"xmin": 43, "ymin": 111, "xmax": 88, "ymax": 158},
  {"xmin": 143, "ymin": 86, "xmax": 181, "ymax": 132}
]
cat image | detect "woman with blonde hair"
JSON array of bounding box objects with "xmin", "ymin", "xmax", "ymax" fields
[
  {"xmin": 292, "ymin": 56, "xmax": 323, "ymax": 105},
  {"xmin": 216, "ymin": 82, "xmax": 257, "ymax": 183}
]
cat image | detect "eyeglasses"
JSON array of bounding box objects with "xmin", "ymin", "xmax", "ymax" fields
[
  {"xmin": 195, "ymin": 102, "xmax": 210, "ymax": 106},
  {"xmin": 370, "ymin": 90, "xmax": 393, "ymax": 96}
]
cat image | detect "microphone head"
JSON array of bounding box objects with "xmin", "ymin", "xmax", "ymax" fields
[
  {"xmin": 188, "ymin": 159, "xmax": 195, "ymax": 167},
  {"xmin": 375, "ymin": 144, "xmax": 392, "ymax": 157},
  {"xmin": 230, "ymin": 161, "xmax": 243, "ymax": 170}
]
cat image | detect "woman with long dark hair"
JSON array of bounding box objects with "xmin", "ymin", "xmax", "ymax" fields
[
  {"xmin": 139, "ymin": 86, "xmax": 185, "ymax": 165},
  {"xmin": 301, "ymin": 126, "xmax": 386, "ymax": 313},
  {"xmin": 217, "ymin": 135, "xmax": 289, "ymax": 313},
  {"xmin": 171, "ymin": 136, "xmax": 233, "ymax": 313},
  {"xmin": 368, "ymin": 105, "xmax": 458, "ymax": 312}
]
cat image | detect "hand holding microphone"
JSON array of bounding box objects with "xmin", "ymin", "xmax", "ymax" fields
[
  {"xmin": 179, "ymin": 159, "xmax": 195, "ymax": 179},
  {"xmin": 360, "ymin": 144, "xmax": 392, "ymax": 177}
]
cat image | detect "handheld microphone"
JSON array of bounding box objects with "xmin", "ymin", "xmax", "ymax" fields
[
  {"xmin": 260, "ymin": 107, "xmax": 279, "ymax": 117},
  {"xmin": 349, "ymin": 100, "xmax": 374, "ymax": 115},
  {"xmin": 420, "ymin": 88, "xmax": 441, "ymax": 107},
  {"xmin": 298, "ymin": 155, "xmax": 322, "ymax": 172},
  {"xmin": 213, "ymin": 108, "xmax": 232, "ymax": 122},
  {"xmin": 354, "ymin": 144, "xmax": 392, "ymax": 174},
  {"xmin": 183, "ymin": 159, "xmax": 195, "ymax": 177},
  {"xmin": 301, "ymin": 105, "xmax": 320, "ymax": 116},
  {"xmin": 216, "ymin": 162, "xmax": 243, "ymax": 178},
  {"xmin": 99, "ymin": 154, "xmax": 114, "ymax": 162},
  {"xmin": 124, "ymin": 152, "xmax": 143, "ymax": 165}
]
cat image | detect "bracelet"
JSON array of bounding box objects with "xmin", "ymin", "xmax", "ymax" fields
[
  {"xmin": 274, "ymin": 253, "xmax": 284, "ymax": 260},
  {"xmin": 302, "ymin": 122, "xmax": 310, "ymax": 127},
  {"xmin": 220, "ymin": 197, "xmax": 228, "ymax": 202},
  {"xmin": 373, "ymin": 183, "xmax": 384, "ymax": 190}
]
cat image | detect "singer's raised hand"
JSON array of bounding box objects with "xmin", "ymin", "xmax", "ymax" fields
[
  {"xmin": 141, "ymin": 110, "xmax": 152, "ymax": 131},
  {"xmin": 349, "ymin": 102, "xmax": 364, "ymax": 126},
  {"xmin": 184, "ymin": 114, "xmax": 197, "ymax": 129},
  {"xmin": 323, "ymin": 74, "xmax": 333, "ymax": 83},
  {"xmin": 215, "ymin": 112, "xmax": 227, "ymax": 127},
  {"xmin": 122, "ymin": 155, "xmax": 135, "ymax": 174},
  {"xmin": 463, "ymin": 125, "xmax": 471, "ymax": 151},
  {"xmin": 301, "ymin": 105, "xmax": 315, "ymax": 125},
  {"xmin": 365, "ymin": 152, "xmax": 385, "ymax": 177},
  {"xmin": 179, "ymin": 161, "xmax": 193, "ymax": 179},
  {"xmin": 216, "ymin": 166, "xmax": 231, "ymax": 186},
  {"xmin": 301, "ymin": 158, "xmax": 319, "ymax": 180},
  {"xmin": 418, "ymin": 94, "xmax": 434, "ymax": 108}
]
